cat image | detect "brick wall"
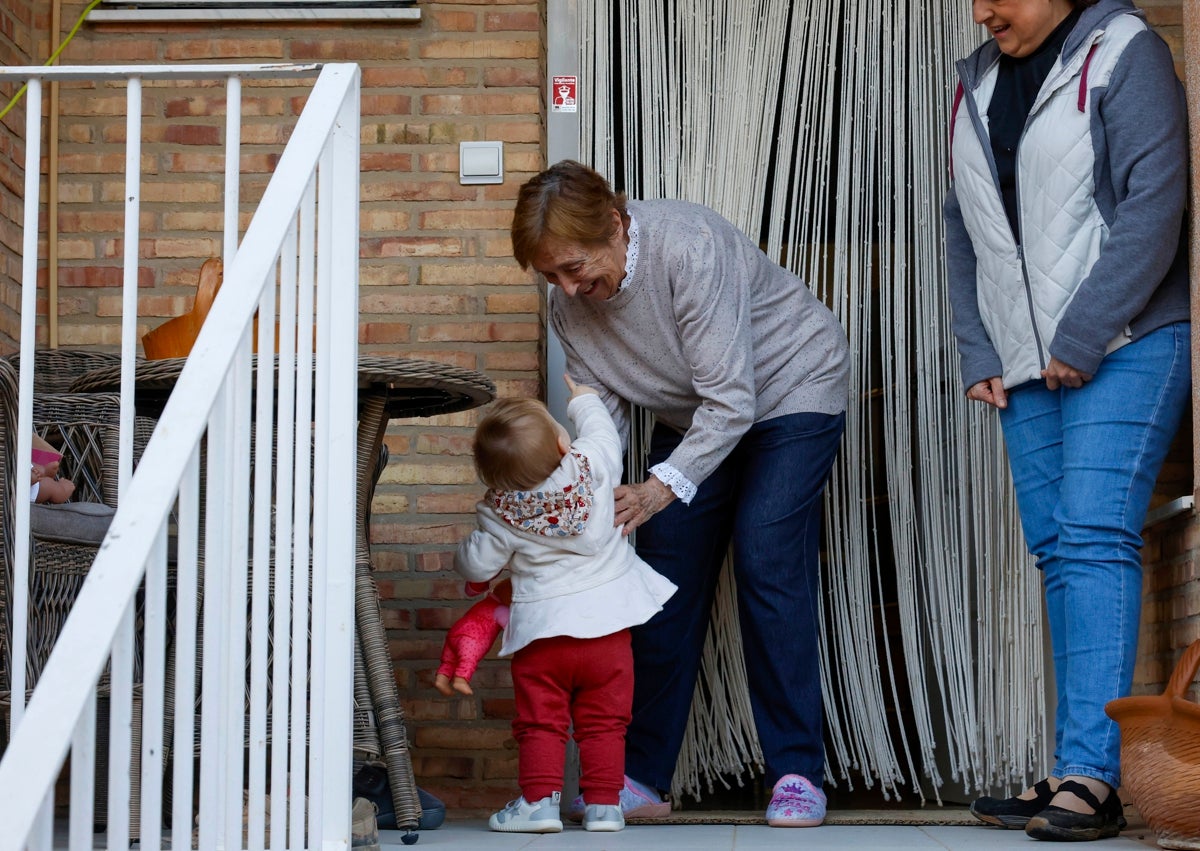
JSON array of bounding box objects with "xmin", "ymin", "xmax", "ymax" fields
[
  {"xmin": 1134, "ymin": 0, "xmax": 1200, "ymax": 705},
  {"xmin": 1139, "ymin": 510, "xmax": 1200, "ymax": 697},
  {"xmin": 0, "ymin": 0, "xmax": 35, "ymax": 346}
]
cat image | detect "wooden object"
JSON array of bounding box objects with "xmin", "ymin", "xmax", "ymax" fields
[{"xmin": 141, "ymin": 258, "xmax": 223, "ymax": 360}]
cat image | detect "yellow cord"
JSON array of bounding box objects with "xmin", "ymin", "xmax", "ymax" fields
[{"xmin": 0, "ymin": 0, "xmax": 105, "ymax": 121}]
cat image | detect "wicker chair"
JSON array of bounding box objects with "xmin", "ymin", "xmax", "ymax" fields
[
  {"xmin": 8, "ymin": 349, "xmax": 123, "ymax": 394},
  {"xmin": 0, "ymin": 353, "xmax": 161, "ymax": 836},
  {"xmin": 0, "ymin": 356, "xmax": 124, "ymax": 697}
]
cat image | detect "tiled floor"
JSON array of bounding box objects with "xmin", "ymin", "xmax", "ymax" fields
[{"xmin": 381, "ymin": 817, "xmax": 1161, "ymax": 850}]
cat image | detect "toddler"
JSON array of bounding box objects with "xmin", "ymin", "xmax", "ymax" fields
[{"xmin": 455, "ymin": 376, "xmax": 676, "ymax": 834}]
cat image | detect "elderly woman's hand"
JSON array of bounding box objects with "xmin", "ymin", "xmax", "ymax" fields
[{"xmin": 614, "ymin": 476, "xmax": 675, "ymax": 535}]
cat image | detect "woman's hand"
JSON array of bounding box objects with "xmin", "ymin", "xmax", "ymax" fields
[
  {"xmin": 613, "ymin": 476, "xmax": 675, "ymax": 536},
  {"xmin": 966, "ymin": 376, "xmax": 1008, "ymax": 409},
  {"xmin": 1041, "ymin": 357, "xmax": 1091, "ymax": 390}
]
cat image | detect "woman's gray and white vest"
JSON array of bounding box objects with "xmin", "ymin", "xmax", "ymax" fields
[{"xmin": 950, "ymin": 13, "xmax": 1144, "ymax": 388}]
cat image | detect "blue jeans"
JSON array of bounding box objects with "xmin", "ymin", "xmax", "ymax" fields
[
  {"xmin": 998, "ymin": 322, "xmax": 1191, "ymax": 788},
  {"xmin": 624, "ymin": 410, "xmax": 846, "ymax": 791}
]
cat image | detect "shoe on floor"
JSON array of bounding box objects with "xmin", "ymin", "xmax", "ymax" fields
[
  {"xmin": 583, "ymin": 803, "xmax": 625, "ymax": 832},
  {"xmin": 1024, "ymin": 780, "xmax": 1126, "ymax": 842},
  {"xmin": 970, "ymin": 778, "xmax": 1056, "ymax": 829},
  {"xmin": 567, "ymin": 776, "xmax": 671, "ymax": 823},
  {"xmin": 765, "ymin": 774, "xmax": 826, "ymax": 827},
  {"xmin": 417, "ymin": 787, "xmax": 447, "ymax": 830},
  {"xmin": 351, "ymin": 797, "xmax": 381, "ymax": 851},
  {"xmin": 488, "ymin": 793, "xmax": 563, "ymax": 833},
  {"xmin": 353, "ymin": 762, "xmax": 447, "ymax": 831}
]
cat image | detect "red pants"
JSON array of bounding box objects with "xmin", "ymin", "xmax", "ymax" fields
[{"xmin": 511, "ymin": 630, "xmax": 633, "ymax": 805}]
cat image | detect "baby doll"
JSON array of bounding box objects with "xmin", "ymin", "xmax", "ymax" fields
[
  {"xmin": 30, "ymin": 434, "xmax": 75, "ymax": 504},
  {"xmin": 434, "ymin": 577, "xmax": 513, "ymax": 696}
]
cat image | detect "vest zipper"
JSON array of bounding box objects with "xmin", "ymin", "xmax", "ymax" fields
[{"xmin": 1015, "ymin": 243, "xmax": 1047, "ymax": 371}]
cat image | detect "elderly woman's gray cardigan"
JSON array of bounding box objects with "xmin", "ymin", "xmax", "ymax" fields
[{"xmin": 549, "ymin": 198, "xmax": 849, "ymax": 494}]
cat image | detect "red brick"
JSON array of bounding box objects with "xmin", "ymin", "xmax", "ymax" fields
[
  {"xmin": 481, "ymin": 698, "xmax": 516, "ymax": 721},
  {"xmin": 419, "ymin": 39, "xmax": 538, "ymax": 61},
  {"xmin": 419, "ymin": 92, "xmax": 540, "ymax": 116},
  {"xmin": 410, "ymin": 755, "xmax": 475, "ymax": 779},
  {"xmin": 419, "ymin": 262, "xmax": 529, "ymax": 286},
  {"xmin": 485, "ymin": 11, "xmax": 540, "ymax": 31},
  {"xmin": 359, "ymin": 93, "xmax": 412, "ymax": 118},
  {"xmin": 373, "ymin": 521, "xmax": 473, "ymax": 545},
  {"xmin": 415, "ymin": 551, "xmax": 456, "ymax": 573},
  {"xmin": 483, "ymin": 119, "xmax": 541, "ymax": 142},
  {"xmin": 164, "ymin": 39, "xmax": 284, "ymax": 61},
  {"xmin": 361, "ymin": 181, "xmax": 476, "ymax": 203},
  {"xmin": 415, "ymin": 605, "xmax": 469, "ymax": 630},
  {"xmin": 483, "ymin": 350, "xmax": 540, "ymax": 372},
  {"xmin": 164, "ymin": 124, "xmax": 222, "ymax": 146},
  {"xmin": 359, "ymin": 323, "xmax": 411, "ymax": 345},
  {"xmin": 416, "ymin": 433, "xmax": 477, "ymax": 456},
  {"xmin": 431, "ymin": 10, "xmax": 479, "ymax": 31},
  {"xmin": 416, "ymin": 322, "xmax": 540, "ymax": 343},
  {"xmin": 361, "ymin": 66, "xmax": 476, "ymax": 88},
  {"xmin": 485, "ymin": 292, "xmax": 539, "ymax": 314},
  {"xmin": 415, "ymin": 726, "xmax": 512, "ymax": 751},
  {"xmin": 481, "ymin": 755, "xmax": 519, "ymax": 780},
  {"xmin": 417, "ymin": 492, "xmax": 480, "ymax": 514},
  {"xmin": 360, "ymin": 152, "xmax": 414, "ymax": 172}
]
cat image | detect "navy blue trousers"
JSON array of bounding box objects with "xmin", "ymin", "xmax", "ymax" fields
[{"xmin": 624, "ymin": 411, "xmax": 845, "ymax": 791}]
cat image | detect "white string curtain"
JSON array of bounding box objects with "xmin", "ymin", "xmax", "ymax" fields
[{"xmin": 576, "ymin": 0, "xmax": 1047, "ymax": 803}]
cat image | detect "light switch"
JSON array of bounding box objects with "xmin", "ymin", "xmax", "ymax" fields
[{"xmin": 459, "ymin": 141, "xmax": 504, "ymax": 185}]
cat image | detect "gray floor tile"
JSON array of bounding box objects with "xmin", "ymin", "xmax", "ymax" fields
[{"xmin": 383, "ymin": 820, "xmax": 1161, "ymax": 851}]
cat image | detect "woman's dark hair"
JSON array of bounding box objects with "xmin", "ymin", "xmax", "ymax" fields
[
  {"xmin": 511, "ymin": 160, "xmax": 628, "ymax": 270},
  {"xmin": 1073, "ymin": 0, "xmax": 1100, "ymax": 6}
]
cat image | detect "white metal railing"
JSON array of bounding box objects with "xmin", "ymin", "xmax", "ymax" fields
[{"xmin": 0, "ymin": 63, "xmax": 360, "ymax": 849}]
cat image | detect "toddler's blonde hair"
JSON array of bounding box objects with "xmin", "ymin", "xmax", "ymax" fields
[{"xmin": 473, "ymin": 398, "xmax": 563, "ymax": 491}]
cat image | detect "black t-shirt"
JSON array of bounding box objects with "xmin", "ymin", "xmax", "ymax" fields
[{"xmin": 988, "ymin": 8, "xmax": 1083, "ymax": 241}]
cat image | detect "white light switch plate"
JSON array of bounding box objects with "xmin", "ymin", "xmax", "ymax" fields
[{"xmin": 459, "ymin": 141, "xmax": 504, "ymax": 184}]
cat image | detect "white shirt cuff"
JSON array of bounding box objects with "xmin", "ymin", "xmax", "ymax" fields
[{"xmin": 650, "ymin": 462, "xmax": 697, "ymax": 505}]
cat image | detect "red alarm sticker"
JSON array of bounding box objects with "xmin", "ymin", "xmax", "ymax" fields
[{"xmin": 551, "ymin": 75, "xmax": 578, "ymax": 113}]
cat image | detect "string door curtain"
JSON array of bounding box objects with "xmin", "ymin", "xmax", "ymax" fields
[{"xmin": 573, "ymin": 0, "xmax": 1047, "ymax": 804}]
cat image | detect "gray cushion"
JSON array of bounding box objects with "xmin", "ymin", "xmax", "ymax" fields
[{"xmin": 29, "ymin": 501, "xmax": 115, "ymax": 546}]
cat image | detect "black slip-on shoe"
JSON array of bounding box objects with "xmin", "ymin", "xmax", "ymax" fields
[
  {"xmin": 1024, "ymin": 779, "xmax": 1127, "ymax": 842},
  {"xmin": 970, "ymin": 778, "xmax": 1056, "ymax": 829}
]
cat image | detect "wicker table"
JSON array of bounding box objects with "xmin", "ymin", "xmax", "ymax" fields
[{"xmin": 71, "ymin": 354, "xmax": 495, "ymax": 837}]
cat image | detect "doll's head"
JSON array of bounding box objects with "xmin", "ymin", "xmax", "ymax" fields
[{"xmin": 473, "ymin": 399, "xmax": 569, "ymax": 491}]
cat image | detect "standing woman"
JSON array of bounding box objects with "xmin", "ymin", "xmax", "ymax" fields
[
  {"xmin": 512, "ymin": 160, "xmax": 850, "ymax": 827},
  {"xmin": 945, "ymin": 0, "xmax": 1190, "ymax": 841}
]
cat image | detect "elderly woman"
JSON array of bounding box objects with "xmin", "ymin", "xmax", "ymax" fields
[
  {"xmin": 511, "ymin": 160, "xmax": 850, "ymax": 827},
  {"xmin": 946, "ymin": 0, "xmax": 1190, "ymax": 841}
]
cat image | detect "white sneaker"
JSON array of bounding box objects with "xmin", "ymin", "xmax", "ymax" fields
[
  {"xmin": 488, "ymin": 793, "xmax": 563, "ymax": 833},
  {"xmin": 351, "ymin": 797, "xmax": 381, "ymax": 851},
  {"xmin": 583, "ymin": 803, "xmax": 625, "ymax": 832}
]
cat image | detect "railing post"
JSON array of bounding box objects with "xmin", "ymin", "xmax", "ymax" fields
[
  {"xmin": 317, "ymin": 65, "xmax": 361, "ymax": 846},
  {"xmin": 11, "ymin": 75, "xmax": 42, "ymax": 735}
]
